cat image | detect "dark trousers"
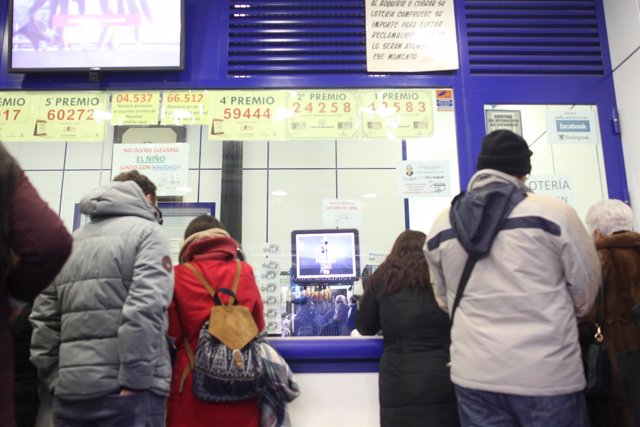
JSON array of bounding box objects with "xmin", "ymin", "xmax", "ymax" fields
[
  {"xmin": 53, "ymin": 391, "xmax": 165, "ymax": 427},
  {"xmin": 455, "ymin": 385, "xmax": 589, "ymax": 427}
]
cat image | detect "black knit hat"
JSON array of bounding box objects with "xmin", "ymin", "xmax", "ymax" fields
[{"xmin": 476, "ymin": 130, "xmax": 532, "ymax": 176}]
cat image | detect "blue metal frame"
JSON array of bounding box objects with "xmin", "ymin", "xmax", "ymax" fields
[{"xmin": 268, "ymin": 337, "xmax": 383, "ymax": 373}]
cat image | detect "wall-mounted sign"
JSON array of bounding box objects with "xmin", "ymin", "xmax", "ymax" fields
[
  {"xmin": 161, "ymin": 91, "xmax": 211, "ymax": 125},
  {"xmin": 111, "ymin": 143, "xmax": 190, "ymax": 196},
  {"xmin": 110, "ymin": 92, "xmax": 161, "ymax": 126},
  {"xmin": 398, "ymin": 160, "xmax": 451, "ymax": 198},
  {"xmin": 32, "ymin": 92, "xmax": 108, "ymax": 141},
  {"xmin": 285, "ymin": 90, "xmax": 359, "ymax": 139},
  {"xmin": 365, "ymin": 0, "xmax": 459, "ymax": 72},
  {"xmin": 323, "ymin": 199, "xmax": 362, "ymax": 228},
  {"xmin": 546, "ymin": 108, "xmax": 598, "ymax": 144},
  {"xmin": 209, "ymin": 90, "xmax": 287, "ymax": 141},
  {"xmin": 485, "ymin": 109, "xmax": 523, "ymax": 135},
  {"xmin": 0, "ymin": 92, "xmax": 37, "ymax": 142},
  {"xmin": 360, "ymin": 89, "xmax": 434, "ymax": 138}
]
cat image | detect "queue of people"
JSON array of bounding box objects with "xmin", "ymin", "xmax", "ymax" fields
[{"xmin": 1, "ymin": 128, "xmax": 639, "ymax": 427}]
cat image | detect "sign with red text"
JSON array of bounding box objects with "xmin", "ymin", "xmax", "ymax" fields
[
  {"xmin": 285, "ymin": 90, "xmax": 359, "ymax": 138},
  {"xmin": 161, "ymin": 91, "xmax": 211, "ymax": 125},
  {"xmin": 323, "ymin": 199, "xmax": 362, "ymax": 228},
  {"xmin": 111, "ymin": 143, "xmax": 190, "ymax": 196},
  {"xmin": 360, "ymin": 89, "xmax": 434, "ymax": 138},
  {"xmin": 209, "ymin": 90, "xmax": 287, "ymax": 140},
  {"xmin": 365, "ymin": 0, "xmax": 459, "ymax": 72},
  {"xmin": 33, "ymin": 92, "xmax": 108, "ymax": 141},
  {"xmin": 111, "ymin": 92, "xmax": 161, "ymax": 125},
  {"xmin": 0, "ymin": 92, "xmax": 37, "ymax": 142}
]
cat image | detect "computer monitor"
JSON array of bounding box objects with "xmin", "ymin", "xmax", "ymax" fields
[{"xmin": 291, "ymin": 228, "xmax": 360, "ymax": 284}]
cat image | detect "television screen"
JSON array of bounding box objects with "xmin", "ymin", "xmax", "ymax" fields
[
  {"xmin": 291, "ymin": 229, "xmax": 360, "ymax": 284},
  {"xmin": 8, "ymin": 0, "xmax": 184, "ymax": 72}
]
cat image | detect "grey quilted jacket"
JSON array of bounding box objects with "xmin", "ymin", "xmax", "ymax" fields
[{"xmin": 30, "ymin": 181, "xmax": 174, "ymax": 401}]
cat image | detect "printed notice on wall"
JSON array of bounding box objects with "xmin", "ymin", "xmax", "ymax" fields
[
  {"xmin": 323, "ymin": 199, "xmax": 362, "ymax": 229},
  {"xmin": 546, "ymin": 108, "xmax": 598, "ymax": 145},
  {"xmin": 111, "ymin": 143, "xmax": 190, "ymax": 196},
  {"xmin": 32, "ymin": 92, "xmax": 108, "ymax": 142},
  {"xmin": 485, "ymin": 110, "xmax": 523, "ymax": 135},
  {"xmin": 398, "ymin": 161, "xmax": 451, "ymax": 198},
  {"xmin": 365, "ymin": 0, "xmax": 459, "ymax": 72}
]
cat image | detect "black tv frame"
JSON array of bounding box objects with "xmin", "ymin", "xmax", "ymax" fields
[
  {"xmin": 7, "ymin": 0, "xmax": 185, "ymax": 73},
  {"xmin": 290, "ymin": 228, "xmax": 361, "ymax": 285}
]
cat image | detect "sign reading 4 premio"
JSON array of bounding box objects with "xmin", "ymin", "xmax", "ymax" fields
[
  {"xmin": 209, "ymin": 91, "xmax": 287, "ymax": 141},
  {"xmin": 34, "ymin": 92, "xmax": 108, "ymax": 142}
]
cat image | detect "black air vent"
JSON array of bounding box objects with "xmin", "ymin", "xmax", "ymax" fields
[
  {"xmin": 227, "ymin": 0, "xmax": 606, "ymax": 77},
  {"xmin": 464, "ymin": 0, "xmax": 604, "ymax": 75},
  {"xmin": 227, "ymin": 1, "xmax": 367, "ymax": 76}
]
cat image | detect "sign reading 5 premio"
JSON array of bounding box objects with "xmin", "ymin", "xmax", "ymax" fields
[{"xmin": 34, "ymin": 92, "xmax": 108, "ymax": 141}]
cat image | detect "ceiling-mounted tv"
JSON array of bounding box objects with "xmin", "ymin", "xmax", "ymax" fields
[{"xmin": 8, "ymin": 0, "xmax": 184, "ymax": 73}]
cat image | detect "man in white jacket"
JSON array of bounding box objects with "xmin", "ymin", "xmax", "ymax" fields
[{"xmin": 424, "ymin": 130, "xmax": 601, "ymax": 427}]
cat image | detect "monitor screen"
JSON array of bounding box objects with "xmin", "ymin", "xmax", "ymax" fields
[
  {"xmin": 8, "ymin": 0, "xmax": 184, "ymax": 72},
  {"xmin": 291, "ymin": 229, "xmax": 360, "ymax": 284}
]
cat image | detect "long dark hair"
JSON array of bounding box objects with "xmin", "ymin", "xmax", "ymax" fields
[
  {"xmin": 0, "ymin": 143, "xmax": 19, "ymax": 278},
  {"xmin": 364, "ymin": 230, "xmax": 430, "ymax": 294}
]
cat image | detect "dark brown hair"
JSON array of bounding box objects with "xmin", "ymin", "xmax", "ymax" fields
[
  {"xmin": 184, "ymin": 214, "xmax": 225, "ymax": 239},
  {"xmin": 364, "ymin": 230, "xmax": 430, "ymax": 294},
  {"xmin": 0, "ymin": 143, "xmax": 19, "ymax": 277},
  {"xmin": 113, "ymin": 170, "xmax": 157, "ymax": 204}
]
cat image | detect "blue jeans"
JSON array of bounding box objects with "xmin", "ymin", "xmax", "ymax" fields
[
  {"xmin": 53, "ymin": 391, "xmax": 165, "ymax": 427},
  {"xmin": 455, "ymin": 385, "xmax": 589, "ymax": 427}
]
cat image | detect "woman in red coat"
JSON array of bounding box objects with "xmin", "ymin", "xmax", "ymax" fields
[{"xmin": 167, "ymin": 215, "xmax": 265, "ymax": 427}]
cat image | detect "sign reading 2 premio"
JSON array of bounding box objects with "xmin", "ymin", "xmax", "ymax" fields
[
  {"xmin": 546, "ymin": 108, "xmax": 598, "ymax": 145},
  {"xmin": 365, "ymin": 0, "xmax": 459, "ymax": 72}
]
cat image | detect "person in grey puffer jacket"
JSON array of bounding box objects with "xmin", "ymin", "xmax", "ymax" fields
[
  {"xmin": 30, "ymin": 171, "xmax": 174, "ymax": 427},
  {"xmin": 424, "ymin": 130, "xmax": 601, "ymax": 427}
]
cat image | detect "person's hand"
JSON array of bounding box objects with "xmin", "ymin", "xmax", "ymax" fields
[{"xmin": 119, "ymin": 388, "xmax": 137, "ymax": 396}]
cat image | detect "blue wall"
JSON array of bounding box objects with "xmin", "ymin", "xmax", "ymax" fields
[{"xmin": 0, "ymin": 0, "xmax": 628, "ymax": 199}]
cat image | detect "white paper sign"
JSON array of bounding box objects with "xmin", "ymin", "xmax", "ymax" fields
[
  {"xmin": 111, "ymin": 143, "xmax": 190, "ymax": 196},
  {"xmin": 323, "ymin": 199, "xmax": 362, "ymax": 228},
  {"xmin": 485, "ymin": 110, "xmax": 523, "ymax": 135},
  {"xmin": 546, "ymin": 108, "xmax": 598, "ymax": 145},
  {"xmin": 365, "ymin": 0, "xmax": 459, "ymax": 72},
  {"xmin": 398, "ymin": 161, "xmax": 451, "ymax": 198}
]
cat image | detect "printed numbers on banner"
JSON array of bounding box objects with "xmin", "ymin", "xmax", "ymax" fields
[
  {"xmin": 46, "ymin": 109, "xmax": 95, "ymax": 121},
  {"xmin": 292, "ymin": 102, "xmax": 352, "ymax": 114},
  {"xmin": 115, "ymin": 93, "xmax": 153, "ymax": 103},
  {"xmin": 165, "ymin": 93, "xmax": 204, "ymax": 103},
  {"xmin": 0, "ymin": 109, "xmax": 23, "ymax": 122},
  {"xmin": 368, "ymin": 101, "xmax": 427, "ymax": 114},
  {"xmin": 222, "ymin": 108, "xmax": 272, "ymax": 120}
]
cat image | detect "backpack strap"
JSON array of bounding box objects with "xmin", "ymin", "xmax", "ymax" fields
[
  {"xmin": 178, "ymin": 259, "xmax": 242, "ymax": 393},
  {"xmin": 183, "ymin": 259, "xmax": 242, "ymax": 305},
  {"xmin": 450, "ymin": 253, "xmax": 479, "ymax": 324}
]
